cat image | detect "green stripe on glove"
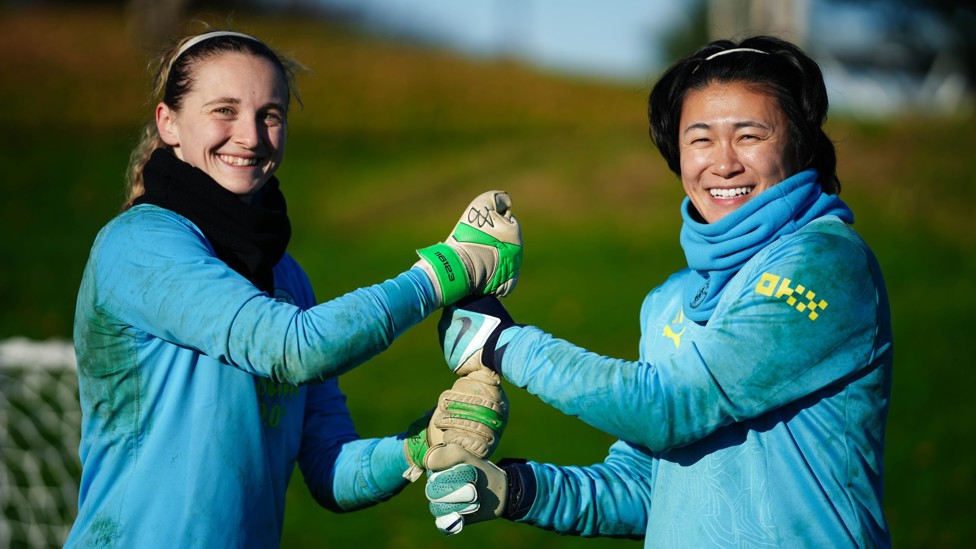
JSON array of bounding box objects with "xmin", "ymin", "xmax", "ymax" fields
[
  {"xmin": 403, "ymin": 369, "xmax": 509, "ymax": 482},
  {"xmin": 415, "ymin": 243, "xmax": 469, "ymax": 306},
  {"xmin": 445, "ymin": 401, "xmax": 506, "ymax": 431}
]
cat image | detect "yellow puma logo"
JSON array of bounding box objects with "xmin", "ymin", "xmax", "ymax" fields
[{"xmin": 662, "ymin": 310, "xmax": 685, "ymax": 348}]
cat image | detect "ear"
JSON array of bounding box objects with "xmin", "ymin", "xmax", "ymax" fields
[{"xmin": 156, "ymin": 102, "xmax": 180, "ymax": 146}]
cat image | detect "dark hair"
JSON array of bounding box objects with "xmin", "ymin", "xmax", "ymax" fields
[
  {"xmin": 647, "ymin": 35, "xmax": 840, "ymax": 194},
  {"xmin": 122, "ymin": 31, "xmax": 304, "ymax": 210}
]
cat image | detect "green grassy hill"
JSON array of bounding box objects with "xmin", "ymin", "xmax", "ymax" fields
[{"xmin": 2, "ymin": 6, "xmax": 974, "ymax": 547}]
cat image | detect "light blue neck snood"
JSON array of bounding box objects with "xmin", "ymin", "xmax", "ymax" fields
[{"xmin": 679, "ymin": 169, "xmax": 854, "ymax": 324}]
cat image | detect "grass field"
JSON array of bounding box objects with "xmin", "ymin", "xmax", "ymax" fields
[{"xmin": 2, "ymin": 6, "xmax": 974, "ymax": 548}]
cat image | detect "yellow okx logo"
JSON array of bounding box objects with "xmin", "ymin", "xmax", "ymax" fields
[{"xmin": 755, "ymin": 272, "xmax": 827, "ymax": 321}]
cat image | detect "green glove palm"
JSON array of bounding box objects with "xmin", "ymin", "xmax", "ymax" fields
[{"xmin": 416, "ymin": 191, "xmax": 522, "ymax": 307}]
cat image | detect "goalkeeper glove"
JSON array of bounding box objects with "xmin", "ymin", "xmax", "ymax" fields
[
  {"xmin": 439, "ymin": 295, "xmax": 519, "ymax": 376},
  {"xmin": 425, "ymin": 444, "xmax": 536, "ymax": 535},
  {"xmin": 416, "ymin": 190, "xmax": 522, "ymax": 307},
  {"xmin": 403, "ymin": 369, "xmax": 509, "ymax": 481}
]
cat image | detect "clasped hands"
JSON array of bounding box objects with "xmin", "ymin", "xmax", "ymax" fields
[
  {"xmin": 414, "ymin": 297, "xmax": 524, "ymax": 535},
  {"xmin": 403, "ymin": 367, "xmax": 511, "ymax": 536},
  {"xmin": 408, "ymin": 191, "xmax": 524, "ymax": 535}
]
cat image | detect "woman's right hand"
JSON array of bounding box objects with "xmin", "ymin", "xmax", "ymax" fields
[{"xmin": 415, "ymin": 191, "xmax": 522, "ymax": 307}]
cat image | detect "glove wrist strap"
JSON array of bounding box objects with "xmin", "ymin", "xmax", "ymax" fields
[
  {"xmin": 416, "ymin": 243, "xmax": 470, "ymax": 305},
  {"xmin": 484, "ymin": 325, "xmax": 520, "ymax": 372},
  {"xmin": 482, "ymin": 326, "xmax": 502, "ymax": 371},
  {"xmin": 498, "ymin": 459, "xmax": 535, "ymax": 520}
]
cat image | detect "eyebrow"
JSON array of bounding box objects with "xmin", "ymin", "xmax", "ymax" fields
[
  {"xmin": 203, "ymin": 97, "xmax": 287, "ymax": 112},
  {"xmin": 203, "ymin": 97, "xmax": 240, "ymax": 107},
  {"xmin": 683, "ymin": 120, "xmax": 771, "ymax": 134}
]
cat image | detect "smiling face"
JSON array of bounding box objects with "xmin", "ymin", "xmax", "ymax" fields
[
  {"xmin": 678, "ymin": 81, "xmax": 796, "ymax": 223},
  {"xmin": 156, "ymin": 52, "xmax": 288, "ymax": 202}
]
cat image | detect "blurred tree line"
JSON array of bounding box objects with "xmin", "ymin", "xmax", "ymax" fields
[
  {"xmin": 42, "ymin": 0, "xmax": 348, "ymax": 46},
  {"xmin": 44, "ymin": 0, "xmax": 974, "ymax": 95},
  {"xmin": 659, "ymin": 0, "xmax": 975, "ymax": 94},
  {"xmin": 858, "ymin": 0, "xmax": 976, "ymax": 87}
]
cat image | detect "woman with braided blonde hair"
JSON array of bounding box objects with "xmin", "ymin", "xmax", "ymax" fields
[{"xmin": 67, "ymin": 29, "xmax": 522, "ymax": 547}]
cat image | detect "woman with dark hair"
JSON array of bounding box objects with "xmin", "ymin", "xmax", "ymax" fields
[
  {"xmin": 66, "ymin": 29, "xmax": 521, "ymax": 547},
  {"xmin": 425, "ymin": 36, "xmax": 893, "ymax": 548}
]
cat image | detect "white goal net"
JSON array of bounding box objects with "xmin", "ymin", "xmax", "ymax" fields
[{"xmin": 0, "ymin": 337, "xmax": 81, "ymax": 549}]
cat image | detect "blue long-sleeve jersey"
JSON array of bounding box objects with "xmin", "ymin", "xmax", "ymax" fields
[
  {"xmin": 500, "ymin": 216, "xmax": 893, "ymax": 547},
  {"xmin": 66, "ymin": 204, "xmax": 435, "ymax": 548}
]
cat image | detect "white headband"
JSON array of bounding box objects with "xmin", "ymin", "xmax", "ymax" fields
[
  {"xmin": 705, "ymin": 47, "xmax": 769, "ymax": 61},
  {"xmin": 174, "ymin": 31, "xmax": 261, "ymax": 62}
]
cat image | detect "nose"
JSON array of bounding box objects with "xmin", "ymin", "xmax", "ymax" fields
[
  {"xmin": 711, "ymin": 144, "xmax": 743, "ymax": 178},
  {"xmin": 234, "ymin": 117, "xmax": 262, "ymax": 149}
]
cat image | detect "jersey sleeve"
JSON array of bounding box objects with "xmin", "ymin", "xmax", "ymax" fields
[
  {"xmin": 517, "ymin": 440, "xmax": 652, "ymax": 538},
  {"xmin": 296, "ymin": 378, "xmax": 409, "ymax": 512},
  {"xmin": 500, "ymin": 224, "xmax": 885, "ymax": 451},
  {"xmin": 84, "ymin": 206, "xmax": 436, "ymax": 385},
  {"xmin": 692, "ymin": 226, "xmax": 884, "ymax": 417}
]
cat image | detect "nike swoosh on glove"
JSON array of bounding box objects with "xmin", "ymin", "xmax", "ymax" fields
[{"xmin": 438, "ymin": 295, "xmax": 519, "ymax": 376}]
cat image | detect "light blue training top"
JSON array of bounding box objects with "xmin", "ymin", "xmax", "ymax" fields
[
  {"xmin": 66, "ymin": 204, "xmax": 436, "ymax": 548},
  {"xmin": 500, "ymin": 214, "xmax": 893, "ymax": 547}
]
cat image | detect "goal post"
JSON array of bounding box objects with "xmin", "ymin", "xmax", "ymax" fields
[{"xmin": 0, "ymin": 337, "xmax": 81, "ymax": 548}]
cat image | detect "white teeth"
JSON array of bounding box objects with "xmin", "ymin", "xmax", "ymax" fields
[
  {"xmin": 219, "ymin": 155, "xmax": 258, "ymax": 166},
  {"xmin": 709, "ymin": 186, "xmax": 753, "ymax": 199}
]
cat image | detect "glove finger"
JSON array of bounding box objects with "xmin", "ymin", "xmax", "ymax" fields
[
  {"xmin": 427, "ymin": 483, "xmax": 479, "ymax": 506},
  {"xmin": 440, "ymin": 433, "xmax": 490, "ymax": 458},
  {"xmin": 446, "ymin": 382, "xmax": 505, "ymax": 404},
  {"xmin": 435, "ymin": 421, "xmax": 498, "ymax": 454},
  {"xmin": 434, "ymin": 512, "xmax": 465, "ymax": 536},
  {"xmin": 438, "ymin": 397, "xmax": 506, "ymax": 427},
  {"xmin": 436, "ymin": 403, "xmax": 506, "ymax": 428},
  {"xmin": 434, "ymin": 417, "xmax": 499, "ymax": 438},
  {"xmin": 428, "ymin": 463, "xmax": 477, "ymax": 486},
  {"xmin": 440, "ymin": 389, "xmax": 506, "ymax": 411},
  {"xmin": 426, "ymin": 444, "xmax": 509, "ymax": 524},
  {"xmin": 429, "ymin": 499, "xmax": 479, "ymax": 517},
  {"xmin": 493, "ymin": 192, "xmax": 512, "ymax": 217},
  {"xmin": 462, "ymin": 193, "xmax": 496, "ymax": 231},
  {"xmin": 426, "ymin": 474, "xmax": 478, "ymax": 503},
  {"xmin": 459, "ymin": 192, "xmax": 519, "ymax": 241},
  {"xmin": 432, "ymin": 394, "xmax": 507, "ymax": 458},
  {"xmin": 461, "ymin": 367, "xmax": 502, "ymax": 386}
]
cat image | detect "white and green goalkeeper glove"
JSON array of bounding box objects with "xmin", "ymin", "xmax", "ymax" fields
[
  {"xmin": 425, "ymin": 445, "xmax": 536, "ymax": 535},
  {"xmin": 416, "ymin": 190, "xmax": 522, "ymax": 307},
  {"xmin": 403, "ymin": 369, "xmax": 509, "ymax": 481}
]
